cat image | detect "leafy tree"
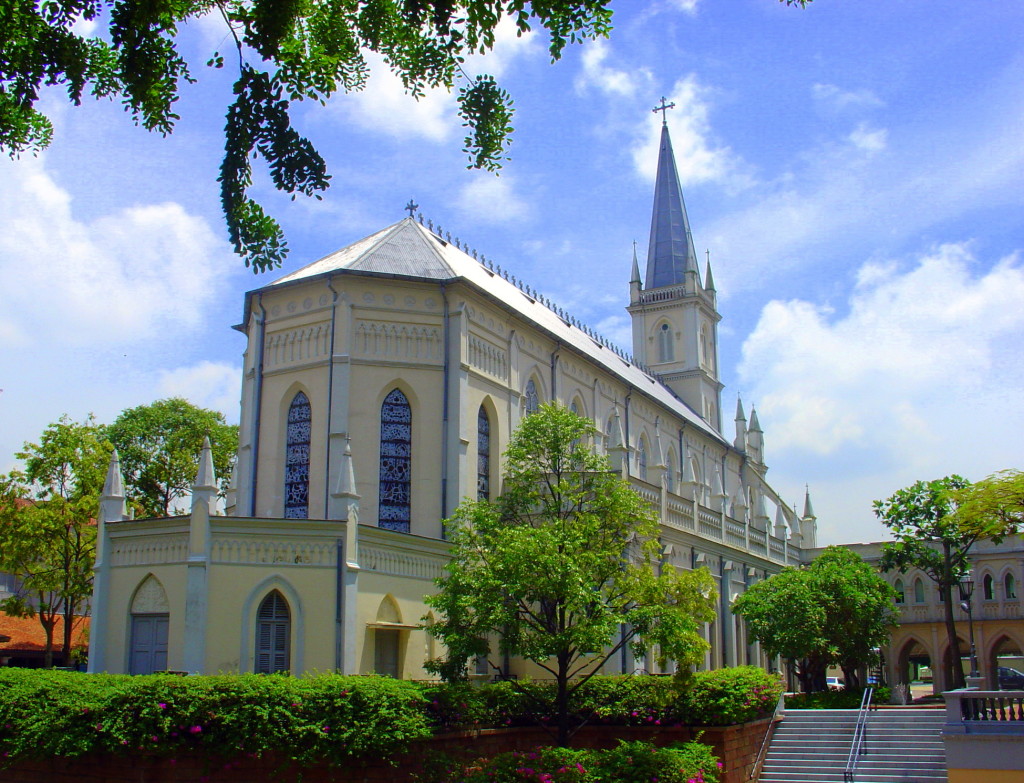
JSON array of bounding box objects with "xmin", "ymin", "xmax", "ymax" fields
[
  {"xmin": 954, "ymin": 470, "xmax": 1024, "ymax": 538},
  {"xmin": 0, "ymin": 416, "xmax": 111, "ymax": 666},
  {"xmin": 732, "ymin": 546, "xmax": 898, "ymax": 693},
  {"xmin": 1, "ymin": 2, "xmax": 815, "ymax": 272},
  {"xmin": 872, "ymin": 475, "xmax": 1008, "ymax": 690},
  {"xmin": 425, "ymin": 403, "xmax": 717, "ymax": 746},
  {"xmin": 106, "ymin": 398, "xmax": 237, "ymax": 517}
]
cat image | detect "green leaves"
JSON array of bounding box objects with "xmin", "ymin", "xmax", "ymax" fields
[
  {"xmin": 426, "ymin": 403, "xmax": 717, "ymax": 743},
  {"xmin": 1, "ymin": 0, "xmax": 615, "ymax": 271},
  {"xmin": 106, "ymin": 397, "xmax": 238, "ymax": 517},
  {"xmin": 733, "ymin": 546, "xmax": 897, "ymax": 690}
]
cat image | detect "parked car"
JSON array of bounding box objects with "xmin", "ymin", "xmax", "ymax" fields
[
  {"xmin": 826, "ymin": 676, "xmax": 844, "ymax": 691},
  {"xmin": 997, "ymin": 667, "xmax": 1024, "ymax": 690}
]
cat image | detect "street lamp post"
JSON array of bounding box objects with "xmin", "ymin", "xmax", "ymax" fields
[{"xmin": 958, "ymin": 569, "xmax": 980, "ymax": 682}]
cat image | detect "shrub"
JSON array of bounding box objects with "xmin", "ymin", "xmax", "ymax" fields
[
  {"xmin": 434, "ymin": 741, "xmax": 721, "ymax": 783},
  {"xmin": 0, "ymin": 669, "xmax": 431, "ymax": 766},
  {"xmin": 679, "ymin": 667, "xmax": 783, "ymax": 725},
  {"xmin": 785, "ymin": 686, "xmax": 890, "ymax": 710}
]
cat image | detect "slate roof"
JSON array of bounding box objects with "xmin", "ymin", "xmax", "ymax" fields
[
  {"xmin": 259, "ymin": 218, "xmax": 724, "ymax": 442},
  {"xmin": 645, "ymin": 122, "xmax": 700, "ymax": 290}
]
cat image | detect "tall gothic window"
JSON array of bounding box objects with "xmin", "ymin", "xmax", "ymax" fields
[
  {"xmin": 666, "ymin": 451, "xmax": 675, "ymax": 494},
  {"xmin": 658, "ymin": 323, "xmax": 673, "ymax": 363},
  {"xmin": 894, "ymin": 578, "xmax": 905, "ymax": 604},
  {"xmin": 637, "ymin": 438, "xmax": 648, "ymax": 482},
  {"xmin": 284, "ymin": 392, "xmax": 311, "ymax": 519},
  {"xmin": 983, "ymin": 573, "xmax": 994, "ymax": 601},
  {"xmin": 913, "ymin": 577, "xmax": 925, "ymax": 603},
  {"xmin": 1006, "ymin": 573, "xmax": 1017, "ymax": 600},
  {"xmin": 523, "ymin": 379, "xmax": 539, "ymax": 415},
  {"xmin": 379, "ymin": 389, "xmax": 412, "ymax": 532},
  {"xmin": 255, "ymin": 591, "xmax": 290, "ymax": 674},
  {"xmin": 477, "ymin": 405, "xmax": 491, "ymax": 501}
]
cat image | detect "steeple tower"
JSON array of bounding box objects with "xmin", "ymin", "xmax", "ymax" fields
[{"xmin": 628, "ymin": 98, "xmax": 724, "ymax": 430}]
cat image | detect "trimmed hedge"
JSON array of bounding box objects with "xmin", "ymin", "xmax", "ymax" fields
[
  {"xmin": 784, "ymin": 686, "xmax": 891, "ymax": 710},
  {"xmin": 0, "ymin": 669, "xmax": 431, "ymax": 766},
  {"xmin": 0, "ymin": 666, "xmax": 780, "ymax": 768},
  {"xmin": 427, "ymin": 740, "xmax": 721, "ymax": 783}
]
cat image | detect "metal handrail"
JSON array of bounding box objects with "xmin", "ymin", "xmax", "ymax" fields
[
  {"xmin": 748, "ymin": 692, "xmax": 786, "ymax": 780},
  {"xmin": 844, "ymin": 687, "xmax": 874, "ymax": 782}
]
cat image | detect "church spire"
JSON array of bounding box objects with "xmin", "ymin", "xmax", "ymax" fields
[{"xmin": 645, "ymin": 101, "xmax": 699, "ymax": 291}]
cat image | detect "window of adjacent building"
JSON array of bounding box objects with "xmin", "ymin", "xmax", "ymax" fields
[
  {"xmin": 379, "ymin": 388, "xmax": 412, "ymax": 532},
  {"xmin": 983, "ymin": 573, "xmax": 995, "ymax": 601},
  {"xmin": 477, "ymin": 405, "xmax": 491, "ymax": 501},
  {"xmin": 894, "ymin": 578, "xmax": 905, "ymax": 604},
  {"xmin": 658, "ymin": 323, "xmax": 673, "ymax": 363},
  {"xmin": 913, "ymin": 577, "xmax": 925, "ymax": 603},
  {"xmin": 1006, "ymin": 573, "xmax": 1017, "ymax": 600},
  {"xmin": 523, "ymin": 379, "xmax": 540, "ymax": 415},
  {"xmin": 255, "ymin": 591, "xmax": 290, "ymax": 674},
  {"xmin": 284, "ymin": 391, "xmax": 311, "ymax": 519}
]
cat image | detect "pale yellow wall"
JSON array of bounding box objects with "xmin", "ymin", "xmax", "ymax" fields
[{"xmin": 103, "ymin": 562, "xmax": 187, "ymax": 673}]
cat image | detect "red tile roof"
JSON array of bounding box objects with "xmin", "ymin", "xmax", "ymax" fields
[{"xmin": 0, "ymin": 613, "xmax": 89, "ymax": 652}]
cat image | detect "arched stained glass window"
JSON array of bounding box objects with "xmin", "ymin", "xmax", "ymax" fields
[
  {"xmin": 658, "ymin": 323, "xmax": 673, "ymax": 362},
  {"xmin": 379, "ymin": 389, "xmax": 412, "ymax": 532},
  {"xmin": 255, "ymin": 591, "xmax": 290, "ymax": 674},
  {"xmin": 523, "ymin": 379, "xmax": 540, "ymax": 415},
  {"xmin": 284, "ymin": 392, "xmax": 311, "ymax": 519},
  {"xmin": 637, "ymin": 438, "xmax": 648, "ymax": 482},
  {"xmin": 477, "ymin": 405, "xmax": 491, "ymax": 501}
]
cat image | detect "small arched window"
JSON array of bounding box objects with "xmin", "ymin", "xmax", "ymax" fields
[
  {"xmin": 604, "ymin": 415, "xmax": 616, "ymax": 453},
  {"xmin": 637, "ymin": 438, "xmax": 648, "ymax": 482},
  {"xmin": 255, "ymin": 591, "xmax": 290, "ymax": 674},
  {"xmin": 666, "ymin": 451, "xmax": 675, "ymax": 494},
  {"xmin": 284, "ymin": 392, "xmax": 312, "ymax": 519},
  {"xmin": 523, "ymin": 379, "xmax": 540, "ymax": 415},
  {"xmin": 894, "ymin": 579, "xmax": 905, "ymax": 605},
  {"xmin": 658, "ymin": 323, "xmax": 673, "ymax": 363},
  {"xmin": 983, "ymin": 573, "xmax": 995, "ymax": 601},
  {"xmin": 1005, "ymin": 572, "xmax": 1017, "ymax": 600},
  {"xmin": 379, "ymin": 389, "xmax": 412, "ymax": 532},
  {"xmin": 477, "ymin": 405, "xmax": 491, "ymax": 501},
  {"xmin": 913, "ymin": 577, "xmax": 925, "ymax": 603}
]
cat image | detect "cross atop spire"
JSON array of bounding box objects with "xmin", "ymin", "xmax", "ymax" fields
[
  {"xmin": 404, "ymin": 199, "xmax": 419, "ymax": 217},
  {"xmin": 652, "ymin": 97, "xmax": 676, "ymax": 125}
]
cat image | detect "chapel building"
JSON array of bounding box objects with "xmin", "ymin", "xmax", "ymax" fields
[{"xmin": 88, "ymin": 115, "xmax": 817, "ymax": 679}]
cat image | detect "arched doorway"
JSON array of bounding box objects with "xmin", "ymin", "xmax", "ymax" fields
[
  {"xmin": 940, "ymin": 636, "xmax": 969, "ymax": 691},
  {"xmin": 896, "ymin": 638, "xmax": 932, "ymax": 696},
  {"xmin": 987, "ymin": 635, "xmax": 1024, "ymax": 690}
]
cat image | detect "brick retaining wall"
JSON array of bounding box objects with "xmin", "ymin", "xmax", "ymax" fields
[{"xmin": 2, "ymin": 718, "xmax": 774, "ymax": 783}]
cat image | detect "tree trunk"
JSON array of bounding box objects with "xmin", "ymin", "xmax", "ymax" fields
[
  {"xmin": 555, "ymin": 653, "xmax": 571, "ymax": 747},
  {"xmin": 940, "ymin": 579, "xmax": 965, "ymax": 689}
]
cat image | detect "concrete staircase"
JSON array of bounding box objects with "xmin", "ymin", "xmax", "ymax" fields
[{"xmin": 758, "ymin": 708, "xmax": 947, "ymax": 783}]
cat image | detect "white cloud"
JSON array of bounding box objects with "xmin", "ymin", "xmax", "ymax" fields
[
  {"xmin": 631, "ymin": 74, "xmax": 746, "ymax": 187},
  {"xmin": 0, "ymin": 157, "xmax": 235, "ymax": 347},
  {"xmin": 575, "ymin": 40, "xmax": 646, "ymax": 97},
  {"xmin": 456, "ymin": 174, "xmax": 530, "ymax": 224},
  {"xmin": 668, "ymin": 0, "xmax": 700, "ymax": 13},
  {"xmin": 157, "ymin": 361, "xmax": 242, "ymax": 423},
  {"xmin": 848, "ymin": 123, "xmax": 888, "ymax": 154},
  {"xmin": 812, "ymin": 83, "xmax": 885, "ymax": 112},
  {"xmin": 338, "ymin": 18, "xmax": 540, "ymax": 143},
  {"xmin": 738, "ymin": 243, "xmax": 1024, "ymax": 539}
]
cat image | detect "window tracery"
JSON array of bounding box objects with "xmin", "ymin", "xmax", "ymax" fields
[
  {"xmin": 379, "ymin": 389, "xmax": 412, "ymax": 532},
  {"xmin": 284, "ymin": 392, "xmax": 311, "ymax": 519}
]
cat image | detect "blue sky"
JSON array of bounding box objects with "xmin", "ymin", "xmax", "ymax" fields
[{"xmin": 1, "ymin": 0, "xmax": 1022, "ymax": 544}]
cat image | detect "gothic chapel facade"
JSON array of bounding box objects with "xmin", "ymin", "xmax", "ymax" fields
[{"xmin": 89, "ymin": 117, "xmax": 818, "ymax": 679}]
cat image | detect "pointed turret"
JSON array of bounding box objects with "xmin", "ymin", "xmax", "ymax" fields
[
  {"xmin": 629, "ymin": 242, "xmax": 642, "ymax": 305},
  {"xmin": 802, "ymin": 485, "xmax": 816, "ymax": 521},
  {"xmin": 607, "ymin": 406, "xmax": 630, "ymax": 478},
  {"xmin": 748, "ymin": 407, "xmax": 764, "ymax": 466},
  {"xmin": 774, "ymin": 504, "xmax": 789, "ymax": 540},
  {"xmin": 645, "ymin": 122, "xmax": 700, "ymax": 292},
  {"xmin": 194, "ymin": 436, "xmax": 217, "ymax": 492},
  {"xmin": 734, "ymin": 397, "xmax": 747, "ymax": 451},
  {"xmin": 333, "ymin": 437, "xmax": 361, "ymax": 502},
  {"xmin": 704, "ymin": 255, "xmax": 716, "ymax": 293}
]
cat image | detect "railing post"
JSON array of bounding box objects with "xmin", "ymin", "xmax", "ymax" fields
[{"xmin": 944, "ymin": 690, "xmax": 967, "ymax": 733}]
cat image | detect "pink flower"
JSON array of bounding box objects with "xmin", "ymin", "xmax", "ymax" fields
[
  {"xmin": 157, "ymin": 702, "xmax": 167, "ymax": 709},
  {"xmin": 189, "ymin": 725, "xmax": 202, "ymax": 734}
]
